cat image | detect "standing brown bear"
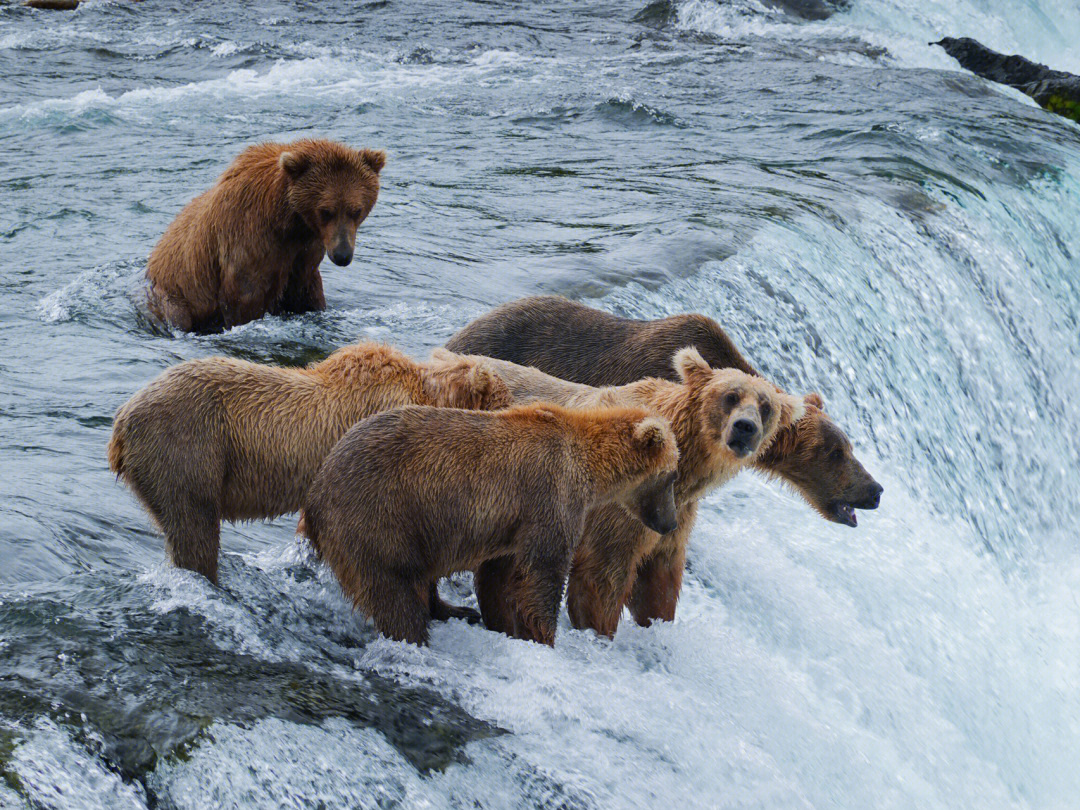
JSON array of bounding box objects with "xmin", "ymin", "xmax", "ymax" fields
[
  {"xmin": 145, "ymin": 139, "xmax": 385, "ymax": 332},
  {"xmin": 441, "ymin": 349, "xmax": 804, "ymax": 638},
  {"xmin": 299, "ymin": 402, "xmax": 680, "ymax": 646},
  {"xmin": 446, "ymin": 295, "xmax": 882, "ymax": 528},
  {"xmin": 108, "ymin": 344, "xmax": 510, "ymax": 586}
]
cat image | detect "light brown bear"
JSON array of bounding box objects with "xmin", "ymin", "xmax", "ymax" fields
[
  {"xmin": 298, "ymin": 402, "xmax": 680, "ymax": 646},
  {"xmin": 107, "ymin": 344, "xmax": 511, "ymax": 587},
  {"xmin": 431, "ymin": 348, "xmax": 805, "ymax": 638},
  {"xmin": 145, "ymin": 139, "xmax": 385, "ymax": 333}
]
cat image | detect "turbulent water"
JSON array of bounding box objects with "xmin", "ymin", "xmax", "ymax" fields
[{"xmin": 2, "ymin": 1, "xmax": 1079, "ymax": 807}]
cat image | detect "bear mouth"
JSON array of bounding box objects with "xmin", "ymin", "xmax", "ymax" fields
[
  {"xmin": 727, "ymin": 439, "xmax": 755, "ymax": 459},
  {"xmin": 829, "ymin": 502, "xmax": 858, "ymax": 527}
]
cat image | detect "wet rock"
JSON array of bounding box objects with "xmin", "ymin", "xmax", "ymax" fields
[
  {"xmin": 761, "ymin": 0, "xmax": 851, "ymax": 21},
  {"xmin": 935, "ymin": 37, "xmax": 1080, "ymax": 123},
  {"xmin": 632, "ymin": 0, "xmax": 850, "ymax": 26},
  {"xmin": 23, "ymin": 0, "xmax": 80, "ymax": 8},
  {"xmin": 0, "ymin": 579, "xmax": 503, "ymax": 805},
  {"xmin": 632, "ymin": 0, "xmax": 678, "ymax": 28}
]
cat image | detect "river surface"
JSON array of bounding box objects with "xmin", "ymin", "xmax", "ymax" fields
[{"xmin": 2, "ymin": 1, "xmax": 1079, "ymax": 808}]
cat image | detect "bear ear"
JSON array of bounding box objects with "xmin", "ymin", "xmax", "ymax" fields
[
  {"xmin": 429, "ymin": 347, "xmax": 457, "ymax": 363},
  {"xmin": 533, "ymin": 405, "xmax": 560, "ymax": 422},
  {"xmin": 360, "ymin": 148, "xmax": 386, "ymax": 175},
  {"xmin": 279, "ymin": 150, "xmax": 309, "ymax": 180},
  {"xmin": 469, "ymin": 363, "xmax": 512, "ymax": 410},
  {"xmin": 777, "ymin": 393, "xmax": 807, "ymax": 428},
  {"xmin": 673, "ymin": 346, "xmax": 712, "ymax": 387},
  {"xmin": 804, "ymin": 392, "xmax": 825, "ymax": 410},
  {"xmin": 634, "ymin": 417, "xmax": 671, "ymax": 451}
]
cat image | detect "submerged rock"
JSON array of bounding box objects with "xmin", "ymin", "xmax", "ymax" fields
[
  {"xmin": 761, "ymin": 0, "xmax": 851, "ymax": 21},
  {"xmin": 935, "ymin": 37, "xmax": 1080, "ymax": 123},
  {"xmin": 632, "ymin": 0, "xmax": 849, "ymax": 27}
]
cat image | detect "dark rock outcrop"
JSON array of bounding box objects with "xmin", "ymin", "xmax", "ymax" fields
[
  {"xmin": 761, "ymin": 0, "xmax": 851, "ymax": 21},
  {"xmin": 935, "ymin": 37, "xmax": 1080, "ymax": 123}
]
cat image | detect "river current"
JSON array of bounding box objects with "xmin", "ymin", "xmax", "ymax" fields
[{"xmin": 1, "ymin": 1, "xmax": 1079, "ymax": 808}]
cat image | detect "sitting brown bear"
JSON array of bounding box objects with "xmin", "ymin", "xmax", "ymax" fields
[
  {"xmin": 145, "ymin": 138, "xmax": 385, "ymax": 332},
  {"xmin": 107, "ymin": 344, "xmax": 510, "ymax": 586},
  {"xmin": 437, "ymin": 349, "xmax": 804, "ymax": 638},
  {"xmin": 299, "ymin": 402, "xmax": 680, "ymax": 646}
]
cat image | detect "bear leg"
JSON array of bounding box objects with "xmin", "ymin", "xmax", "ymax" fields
[
  {"xmin": 627, "ymin": 546, "xmax": 685, "ymax": 626},
  {"xmin": 509, "ymin": 539, "xmax": 574, "ymax": 646},
  {"xmin": 565, "ymin": 566, "xmax": 625, "ymax": 639},
  {"xmin": 474, "ymin": 557, "xmax": 521, "ymax": 635},
  {"xmin": 427, "ymin": 581, "xmax": 482, "ymax": 625},
  {"xmin": 362, "ymin": 576, "xmax": 430, "ymax": 645},
  {"xmin": 126, "ymin": 466, "xmax": 222, "ymax": 583}
]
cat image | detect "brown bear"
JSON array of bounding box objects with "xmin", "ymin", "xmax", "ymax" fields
[
  {"xmin": 107, "ymin": 343, "xmax": 511, "ymax": 587},
  {"xmin": 298, "ymin": 402, "xmax": 680, "ymax": 646},
  {"xmin": 145, "ymin": 138, "xmax": 385, "ymax": 333},
  {"xmin": 434, "ymin": 348, "xmax": 805, "ymax": 638},
  {"xmin": 445, "ymin": 294, "xmax": 882, "ymax": 529}
]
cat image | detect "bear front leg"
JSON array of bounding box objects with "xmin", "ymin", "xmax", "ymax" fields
[
  {"xmin": 218, "ymin": 263, "xmax": 270, "ymax": 329},
  {"xmin": 627, "ymin": 501, "xmax": 697, "ymax": 626},
  {"xmin": 627, "ymin": 545, "xmax": 685, "ymax": 626},
  {"xmin": 508, "ymin": 531, "xmax": 575, "ymax": 646},
  {"xmin": 565, "ymin": 562, "xmax": 625, "ymax": 639},
  {"xmin": 278, "ymin": 248, "xmax": 327, "ymax": 314},
  {"xmin": 474, "ymin": 557, "xmax": 523, "ymax": 636}
]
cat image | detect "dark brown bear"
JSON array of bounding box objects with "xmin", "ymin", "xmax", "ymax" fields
[
  {"xmin": 299, "ymin": 402, "xmax": 679, "ymax": 646},
  {"xmin": 145, "ymin": 139, "xmax": 385, "ymax": 332},
  {"xmin": 446, "ymin": 294, "xmax": 882, "ymax": 530}
]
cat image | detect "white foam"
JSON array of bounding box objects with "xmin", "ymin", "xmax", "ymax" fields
[
  {"xmin": 147, "ymin": 718, "xmax": 439, "ymax": 809},
  {"xmin": 7, "ymin": 719, "xmax": 146, "ymax": 810}
]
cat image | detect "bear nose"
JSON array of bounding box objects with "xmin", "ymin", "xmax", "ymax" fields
[
  {"xmin": 732, "ymin": 418, "xmax": 757, "ymax": 438},
  {"xmin": 330, "ymin": 248, "xmax": 353, "ymax": 266},
  {"xmin": 866, "ymin": 482, "xmax": 883, "ymax": 509}
]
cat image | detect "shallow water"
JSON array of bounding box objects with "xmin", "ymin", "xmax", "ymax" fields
[{"xmin": 2, "ymin": 1, "xmax": 1079, "ymax": 808}]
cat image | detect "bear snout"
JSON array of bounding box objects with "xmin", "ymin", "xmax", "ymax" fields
[
  {"xmin": 727, "ymin": 417, "xmax": 759, "ymax": 457},
  {"xmin": 329, "ymin": 245, "xmax": 354, "ymax": 266},
  {"xmin": 854, "ymin": 480, "xmax": 883, "ymax": 510}
]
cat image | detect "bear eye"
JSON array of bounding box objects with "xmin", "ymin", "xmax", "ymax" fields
[
  {"xmin": 759, "ymin": 401, "xmax": 772, "ymax": 421},
  {"xmin": 723, "ymin": 392, "xmax": 740, "ymax": 410},
  {"xmin": 319, "ymin": 208, "xmax": 334, "ymax": 224},
  {"xmin": 348, "ymin": 207, "xmax": 363, "ymax": 220}
]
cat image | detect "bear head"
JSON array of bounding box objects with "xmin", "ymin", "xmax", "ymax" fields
[
  {"xmin": 757, "ymin": 394, "xmax": 883, "ymax": 527},
  {"xmin": 673, "ymin": 347, "xmax": 802, "ymax": 463},
  {"xmin": 621, "ymin": 416, "xmax": 680, "ymax": 535},
  {"xmin": 279, "ymin": 140, "xmax": 386, "ymax": 267},
  {"xmin": 423, "ymin": 354, "xmax": 513, "ymax": 412}
]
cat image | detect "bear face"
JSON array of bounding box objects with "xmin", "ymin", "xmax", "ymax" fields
[
  {"xmin": 279, "ymin": 142, "xmax": 385, "ymax": 267},
  {"xmin": 674, "ymin": 347, "xmax": 798, "ymax": 462},
  {"xmin": 760, "ymin": 396, "xmax": 883, "ymax": 527},
  {"xmin": 610, "ymin": 417, "xmax": 680, "ymax": 535}
]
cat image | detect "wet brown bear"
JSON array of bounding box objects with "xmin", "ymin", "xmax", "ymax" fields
[
  {"xmin": 446, "ymin": 294, "xmax": 882, "ymax": 529},
  {"xmin": 145, "ymin": 138, "xmax": 385, "ymax": 332},
  {"xmin": 444, "ymin": 348, "xmax": 804, "ymax": 638},
  {"xmin": 299, "ymin": 402, "xmax": 679, "ymax": 646},
  {"xmin": 107, "ymin": 344, "xmax": 511, "ymax": 585}
]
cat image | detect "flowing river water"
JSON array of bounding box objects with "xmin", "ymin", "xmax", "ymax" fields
[{"xmin": 2, "ymin": 1, "xmax": 1079, "ymax": 807}]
